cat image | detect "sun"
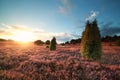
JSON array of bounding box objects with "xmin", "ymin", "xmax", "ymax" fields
[{"xmin": 12, "ymin": 31, "xmax": 35, "ymax": 42}]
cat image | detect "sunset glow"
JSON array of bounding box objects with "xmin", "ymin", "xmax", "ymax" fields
[{"xmin": 12, "ymin": 31, "xmax": 35, "ymax": 42}]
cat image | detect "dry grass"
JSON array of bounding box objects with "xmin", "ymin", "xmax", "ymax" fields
[{"xmin": 0, "ymin": 42, "xmax": 120, "ymax": 80}]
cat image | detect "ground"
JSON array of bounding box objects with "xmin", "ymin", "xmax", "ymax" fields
[{"xmin": 0, "ymin": 42, "xmax": 120, "ymax": 80}]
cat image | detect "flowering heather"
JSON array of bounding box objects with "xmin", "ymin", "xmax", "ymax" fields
[{"xmin": 0, "ymin": 42, "xmax": 120, "ymax": 80}]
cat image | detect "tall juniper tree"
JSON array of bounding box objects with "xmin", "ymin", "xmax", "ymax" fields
[
  {"xmin": 81, "ymin": 19, "xmax": 102, "ymax": 60},
  {"xmin": 50, "ymin": 37, "xmax": 57, "ymax": 51}
]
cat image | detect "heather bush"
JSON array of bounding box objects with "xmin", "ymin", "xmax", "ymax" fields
[{"xmin": 81, "ymin": 19, "xmax": 102, "ymax": 60}]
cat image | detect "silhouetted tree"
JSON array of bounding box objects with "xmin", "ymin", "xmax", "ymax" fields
[
  {"xmin": 34, "ymin": 40, "xmax": 44, "ymax": 45},
  {"xmin": 101, "ymin": 35, "xmax": 120, "ymax": 42},
  {"xmin": 81, "ymin": 20, "xmax": 102, "ymax": 60},
  {"xmin": 45, "ymin": 40, "xmax": 50, "ymax": 45},
  {"xmin": 65, "ymin": 41, "xmax": 69, "ymax": 44},
  {"xmin": 70, "ymin": 38, "xmax": 81, "ymax": 44},
  {"xmin": 0, "ymin": 39, "xmax": 6, "ymax": 41},
  {"xmin": 0, "ymin": 39, "xmax": 14, "ymax": 42},
  {"xmin": 70, "ymin": 39, "xmax": 76, "ymax": 44},
  {"xmin": 60, "ymin": 43, "xmax": 65, "ymax": 46},
  {"xmin": 115, "ymin": 38, "xmax": 120, "ymax": 46},
  {"xmin": 50, "ymin": 37, "xmax": 57, "ymax": 50}
]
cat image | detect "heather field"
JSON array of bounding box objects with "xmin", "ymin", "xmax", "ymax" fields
[{"xmin": 0, "ymin": 42, "xmax": 120, "ymax": 80}]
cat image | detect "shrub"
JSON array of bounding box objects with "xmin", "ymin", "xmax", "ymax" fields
[
  {"xmin": 45, "ymin": 40, "xmax": 50, "ymax": 45},
  {"xmin": 60, "ymin": 43, "xmax": 65, "ymax": 46},
  {"xmin": 46, "ymin": 45, "xmax": 49, "ymax": 48},
  {"xmin": 34, "ymin": 40, "xmax": 44, "ymax": 45},
  {"xmin": 115, "ymin": 39, "xmax": 120, "ymax": 46},
  {"xmin": 50, "ymin": 37, "xmax": 57, "ymax": 50},
  {"xmin": 81, "ymin": 19, "xmax": 102, "ymax": 60}
]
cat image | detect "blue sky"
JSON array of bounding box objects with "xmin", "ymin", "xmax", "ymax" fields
[{"xmin": 0, "ymin": 0, "xmax": 120, "ymax": 43}]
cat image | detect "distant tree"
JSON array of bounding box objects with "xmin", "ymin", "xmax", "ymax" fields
[
  {"xmin": 113, "ymin": 35, "xmax": 118, "ymax": 39},
  {"xmin": 115, "ymin": 38, "xmax": 120, "ymax": 46},
  {"xmin": 69, "ymin": 38, "xmax": 81, "ymax": 44},
  {"xmin": 0, "ymin": 39, "xmax": 6, "ymax": 41},
  {"xmin": 65, "ymin": 41, "xmax": 69, "ymax": 44},
  {"xmin": 76, "ymin": 38, "xmax": 81, "ymax": 43},
  {"xmin": 50, "ymin": 37, "xmax": 57, "ymax": 50},
  {"xmin": 101, "ymin": 35, "xmax": 120, "ymax": 42},
  {"xmin": 60, "ymin": 43, "xmax": 65, "ymax": 46},
  {"xmin": 45, "ymin": 40, "xmax": 50, "ymax": 45},
  {"xmin": 34, "ymin": 40, "xmax": 44, "ymax": 45},
  {"xmin": 70, "ymin": 39, "xmax": 76, "ymax": 44},
  {"xmin": 105, "ymin": 36, "xmax": 112, "ymax": 42},
  {"xmin": 81, "ymin": 19, "xmax": 102, "ymax": 60}
]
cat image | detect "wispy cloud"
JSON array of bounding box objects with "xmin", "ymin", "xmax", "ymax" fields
[
  {"xmin": 86, "ymin": 11, "xmax": 99, "ymax": 21},
  {"xmin": 0, "ymin": 23, "xmax": 75, "ymax": 43},
  {"xmin": 58, "ymin": 0, "xmax": 74, "ymax": 14},
  {"xmin": 0, "ymin": 23, "xmax": 10, "ymax": 28}
]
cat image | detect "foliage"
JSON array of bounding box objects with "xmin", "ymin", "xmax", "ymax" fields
[
  {"xmin": 101, "ymin": 35, "xmax": 120, "ymax": 42},
  {"xmin": 0, "ymin": 39, "xmax": 14, "ymax": 42},
  {"xmin": 50, "ymin": 37, "xmax": 57, "ymax": 50},
  {"xmin": 60, "ymin": 41, "xmax": 69, "ymax": 46},
  {"xmin": 60, "ymin": 43, "xmax": 65, "ymax": 46},
  {"xmin": 81, "ymin": 19, "xmax": 102, "ymax": 60},
  {"xmin": 0, "ymin": 39, "xmax": 6, "ymax": 41},
  {"xmin": 65, "ymin": 41, "xmax": 69, "ymax": 44},
  {"xmin": 45, "ymin": 40, "xmax": 50, "ymax": 45},
  {"xmin": 70, "ymin": 38, "xmax": 81, "ymax": 44},
  {"xmin": 46, "ymin": 45, "xmax": 49, "ymax": 48},
  {"xmin": 34, "ymin": 40, "xmax": 44, "ymax": 45},
  {"xmin": 62, "ymin": 35, "xmax": 120, "ymax": 45},
  {"xmin": 115, "ymin": 39, "xmax": 120, "ymax": 46}
]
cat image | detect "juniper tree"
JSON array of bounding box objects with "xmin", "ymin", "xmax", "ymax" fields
[
  {"xmin": 50, "ymin": 37, "xmax": 57, "ymax": 50},
  {"xmin": 45, "ymin": 40, "xmax": 50, "ymax": 45},
  {"xmin": 81, "ymin": 19, "xmax": 102, "ymax": 60}
]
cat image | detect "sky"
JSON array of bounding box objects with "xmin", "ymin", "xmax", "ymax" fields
[{"xmin": 0, "ymin": 0, "xmax": 120, "ymax": 43}]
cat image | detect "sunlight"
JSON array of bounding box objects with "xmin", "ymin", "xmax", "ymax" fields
[{"xmin": 12, "ymin": 31, "xmax": 35, "ymax": 42}]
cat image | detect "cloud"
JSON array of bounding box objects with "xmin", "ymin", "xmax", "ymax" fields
[
  {"xmin": 54, "ymin": 32, "xmax": 75, "ymax": 43},
  {"xmin": 101, "ymin": 22, "xmax": 120, "ymax": 36},
  {"xmin": 0, "ymin": 23, "xmax": 10, "ymax": 28},
  {"xmin": 59, "ymin": 0, "xmax": 74, "ymax": 14},
  {"xmin": 86, "ymin": 11, "xmax": 99, "ymax": 21},
  {"xmin": 34, "ymin": 31, "xmax": 76, "ymax": 43},
  {"xmin": 0, "ymin": 23, "xmax": 75, "ymax": 43}
]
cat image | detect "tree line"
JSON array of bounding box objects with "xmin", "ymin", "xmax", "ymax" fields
[{"xmin": 59, "ymin": 35, "xmax": 120, "ymax": 45}]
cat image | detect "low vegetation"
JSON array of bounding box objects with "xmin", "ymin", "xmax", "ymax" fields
[
  {"xmin": 115, "ymin": 39, "xmax": 120, "ymax": 46},
  {"xmin": 0, "ymin": 42, "xmax": 120, "ymax": 80}
]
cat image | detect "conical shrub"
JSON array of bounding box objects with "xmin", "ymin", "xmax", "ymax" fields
[
  {"xmin": 81, "ymin": 19, "xmax": 102, "ymax": 60},
  {"xmin": 50, "ymin": 37, "xmax": 57, "ymax": 51}
]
